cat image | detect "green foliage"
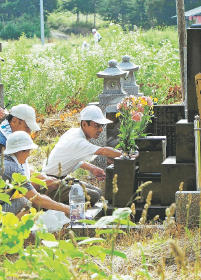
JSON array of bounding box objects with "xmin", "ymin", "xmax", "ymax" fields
[
  {"xmin": 0, "ymin": 208, "xmax": 37, "ymax": 255},
  {"xmin": 1, "ymin": 26, "xmax": 180, "ymax": 113},
  {"xmin": 0, "ymin": 207, "xmax": 133, "ymax": 279},
  {"xmin": 0, "ymin": 16, "xmax": 50, "ymax": 40}
]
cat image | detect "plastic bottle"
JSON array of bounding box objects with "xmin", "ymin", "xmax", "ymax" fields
[{"xmin": 69, "ymin": 179, "xmax": 85, "ymax": 225}]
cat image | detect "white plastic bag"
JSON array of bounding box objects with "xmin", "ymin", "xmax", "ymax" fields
[{"xmin": 32, "ymin": 210, "xmax": 70, "ymax": 233}]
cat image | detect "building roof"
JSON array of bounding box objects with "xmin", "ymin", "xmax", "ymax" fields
[
  {"xmin": 172, "ymin": 6, "xmax": 201, "ymax": 18},
  {"xmin": 184, "ymin": 6, "xmax": 201, "ymax": 17}
]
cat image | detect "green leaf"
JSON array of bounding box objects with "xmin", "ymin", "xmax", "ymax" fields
[
  {"xmin": 0, "ymin": 178, "xmax": 6, "ymax": 188},
  {"xmin": 12, "ymin": 173, "xmax": 27, "ymax": 184},
  {"xmin": 37, "ymin": 232, "xmax": 56, "ymax": 241},
  {"xmin": 104, "ymin": 249, "xmax": 127, "ymax": 259},
  {"xmin": 78, "ymin": 237, "xmax": 105, "ymax": 245},
  {"xmin": 86, "ymin": 245, "xmax": 107, "ymax": 262},
  {"xmin": 112, "ymin": 208, "xmax": 132, "ymax": 220},
  {"xmin": 78, "ymin": 219, "xmax": 96, "ymax": 225},
  {"xmin": 0, "ymin": 193, "xmax": 11, "ymax": 204},
  {"xmin": 30, "ymin": 177, "xmax": 47, "ymax": 188},
  {"xmin": 13, "ymin": 186, "xmax": 27, "ymax": 195},
  {"xmin": 95, "ymin": 216, "xmax": 116, "ymax": 227}
]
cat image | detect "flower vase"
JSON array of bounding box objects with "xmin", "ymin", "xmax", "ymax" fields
[{"xmin": 105, "ymin": 153, "xmax": 138, "ymax": 207}]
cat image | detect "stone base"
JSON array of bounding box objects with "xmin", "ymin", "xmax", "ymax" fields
[
  {"xmin": 161, "ymin": 156, "xmax": 196, "ymax": 205},
  {"xmin": 176, "ymin": 191, "xmax": 201, "ymax": 226},
  {"xmin": 105, "ymin": 157, "xmax": 137, "ymax": 207}
]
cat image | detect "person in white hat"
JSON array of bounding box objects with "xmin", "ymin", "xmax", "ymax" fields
[
  {"xmin": 1, "ymin": 131, "xmax": 70, "ymax": 217},
  {"xmin": 0, "ymin": 104, "xmax": 40, "ymax": 153},
  {"xmin": 92, "ymin": 28, "xmax": 102, "ymax": 45},
  {"xmin": 0, "ymin": 103, "xmax": 61, "ymax": 194},
  {"xmin": 43, "ymin": 105, "xmax": 122, "ymax": 205}
]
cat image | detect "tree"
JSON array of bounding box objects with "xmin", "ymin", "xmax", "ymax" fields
[
  {"xmin": 98, "ymin": 0, "xmax": 134, "ymax": 26},
  {"xmin": 61, "ymin": 0, "xmax": 84, "ymax": 22}
]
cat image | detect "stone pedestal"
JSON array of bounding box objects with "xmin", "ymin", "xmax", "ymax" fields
[
  {"xmin": 136, "ymin": 136, "xmax": 166, "ymax": 173},
  {"xmin": 176, "ymin": 119, "xmax": 195, "ymax": 163},
  {"xmin": 105, "ymin": 157, "xmax": 137, "ymax": 207},
  {"xmin": 176, "ymin": 191, "xmax": 201, "ymax": 226},
  {"xmin": 161, "ymin": 156, "xmax": 196, "ymax": 205}
]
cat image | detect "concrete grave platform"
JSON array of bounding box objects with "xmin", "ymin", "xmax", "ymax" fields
[{"xmin": 176, "ymin": 191, "xmax": 201, "ymax": 226}]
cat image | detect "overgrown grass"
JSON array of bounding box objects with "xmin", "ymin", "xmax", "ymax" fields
[{"xmin": 1, "ymin": 25, "xmax": 180, "ymax": 113}]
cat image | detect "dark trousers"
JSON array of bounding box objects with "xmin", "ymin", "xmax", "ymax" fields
[{"xmin": 40, "ymin": 180, "xmax": 102, "ymax": 206}]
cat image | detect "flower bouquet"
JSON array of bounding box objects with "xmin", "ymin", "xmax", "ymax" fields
[{"xmin": 116, "ymin": 95, "xmax": 154, "ymax": 157}]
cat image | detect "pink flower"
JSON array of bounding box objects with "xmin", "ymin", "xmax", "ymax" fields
[
  {"xmin": 147, "ymin": 96, "xmax": 153, "ymax": 106},
  {"xmin": 131, "ymin": 112, "xmax": 142, "ymax": 122},
  {"xmin": 137, "ymin": 103, "xmax": 144, "ymax": 113}
]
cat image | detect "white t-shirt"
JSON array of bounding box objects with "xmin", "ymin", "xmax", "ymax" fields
[{"xmin": 43, "ymin": 127, "xmax": 100, "ymax": 177}]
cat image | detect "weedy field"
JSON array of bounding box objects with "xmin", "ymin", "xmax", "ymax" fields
[{"xmin": 1, "ymin": 25, "xmax": 180, "ymax": 114}]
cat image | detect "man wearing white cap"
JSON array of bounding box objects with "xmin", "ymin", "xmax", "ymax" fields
[
  {"xmin": 1, "ymin": 131, "xmax": 70, "ymax": 217},
  {"xmin": 43, "ymin": 105, "xmax": 122, "ymax": 205}
]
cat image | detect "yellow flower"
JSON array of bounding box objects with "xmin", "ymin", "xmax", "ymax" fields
[
  {"xmin": 116, "ymin": 112, "xmax": 121, "ymax": 118},
  {"xmin": 154, "ymin": 97, "xmax": 158, "ymax": 102}
]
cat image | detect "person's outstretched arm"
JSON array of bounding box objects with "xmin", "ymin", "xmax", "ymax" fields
[
  {"xmin": 95, "ymin": 147, "xmax": 122, "ymax": 158},
  {"xmin": 25, "ymin": 188, "xmax": 70, "ymax": 216}
]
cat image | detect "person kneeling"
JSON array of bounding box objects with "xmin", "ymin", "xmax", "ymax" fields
[{"xmin": 0, "ymin": 131, "xmax": 70, "ymax": 217}]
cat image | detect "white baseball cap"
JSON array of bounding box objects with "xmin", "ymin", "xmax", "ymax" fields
[
  {"xmin": 4, "ymin": 131, "xmax": 38, "ymax": 155},
  {"xmin": 92, "ymin": 29, "xmax": 96, "ymax": 33},
  {"xmin": 80, "ymin": 105, "xmax": 112, "ymax": 124},
  {"xmin": 10, "ymin": 104, "xmax": 40, "ymax": 131}
]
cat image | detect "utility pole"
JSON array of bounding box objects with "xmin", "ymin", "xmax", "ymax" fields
[
  {"xmin": 176, "ymin": 0, "xmax": 187, "ymax": 103},
  {"xmin": 40, "ymin": 0, "xmax": 45, "ymax": 45}
]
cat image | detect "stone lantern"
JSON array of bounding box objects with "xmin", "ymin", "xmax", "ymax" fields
[
  {"xmin": 97, "ymin": 59, "xmax": 127, "ymax": 113},
  {"xmin": 118, "ymin": 55, "xmax": 141, "ymax": 96}
]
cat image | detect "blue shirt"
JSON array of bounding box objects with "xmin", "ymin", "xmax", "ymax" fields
[
  {"xmin": 0, "ymin": 130, "xmax": 7, "ymax": 146},
  {"xmin": 0, "ymin": 155, "xmax": 34, "ymax": 204}
]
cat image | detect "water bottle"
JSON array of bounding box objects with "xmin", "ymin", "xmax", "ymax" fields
[{"xmin": 69, "ymin": 179, "xmax": 85, "ymax": 225}]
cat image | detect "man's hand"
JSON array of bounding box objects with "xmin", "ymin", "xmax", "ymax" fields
[{"xmin": 91, "ymin": 166, "xmax": 106, "ymax": 181}]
